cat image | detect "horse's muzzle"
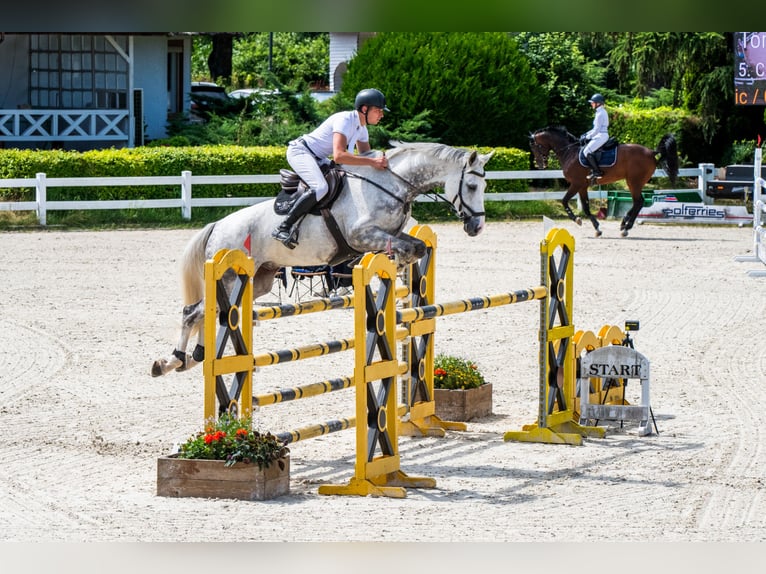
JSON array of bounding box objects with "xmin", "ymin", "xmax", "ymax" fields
[{"xmin": 463, "ymin": 216, "xmax": 485, "ymax": 237}]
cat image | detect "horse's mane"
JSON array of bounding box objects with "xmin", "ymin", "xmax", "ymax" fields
[
  {"xmin": 534, "ymin": 125, "xmax": 578, "ymax": 143},
  {"xmin": 386, "ymin": 140, "xmax": 470, "ymax": 166}
]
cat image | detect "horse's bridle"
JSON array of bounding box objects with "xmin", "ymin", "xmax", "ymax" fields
[
  {"xmin": 530, "ymin": 132, "xmax": 579, "ymax": 169},
  {"xmin": 347, "ymin": 160, "xmax": 486, "ymax": 223},
  {"xmin": 388, "ymin": 163, "xmax": 486, "ymax": 222},
  {"xmin": 451, "ymin": 164, "xmax": 486, "ymax": 222},
  {"xmin": 529, "ymin": 135, "xmax": 551, "ymax": 169}
]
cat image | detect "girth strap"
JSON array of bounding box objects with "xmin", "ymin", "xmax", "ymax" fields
[{"xmin": 320, "ymin": 207, "xmax": 364, "ymax": 266}]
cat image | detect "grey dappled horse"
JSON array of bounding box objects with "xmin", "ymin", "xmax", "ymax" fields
[{"xmin": 152, "ymin": 141, "xmax": 494, "ymax": 377}]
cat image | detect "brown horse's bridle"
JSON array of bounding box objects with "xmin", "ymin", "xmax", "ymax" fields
[
  {"xmin": 530, "ymin": 132, "xmax": 579, "ymax": 170},
  {"xmin": 529, "ymin": 136, "xmax": 551, "ymax": 169}
]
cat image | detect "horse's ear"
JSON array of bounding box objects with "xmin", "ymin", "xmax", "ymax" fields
[
  {"xmin": 468, "ymin": 150, "xmax": 478, "ymax": 165},
  {"xmin": 478, "ymin": 149, "xmax": 495, "ymax": 166}
]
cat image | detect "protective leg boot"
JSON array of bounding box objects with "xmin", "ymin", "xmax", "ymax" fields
[
  {"xmin": 271, "ymin": 190, "xmax": 318, "ymax": 248},
  {"xmin": 586, "ymin": 153, "xmax": 603, "ymax": 180}
]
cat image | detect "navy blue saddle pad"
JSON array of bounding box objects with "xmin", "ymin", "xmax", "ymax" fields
[{"xmin": 579, "ymin": 146, "xmax": 617, "ymax": 168}]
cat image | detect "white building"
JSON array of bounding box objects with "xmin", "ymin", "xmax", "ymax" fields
[
  {"xmin": 0, "ymin": 33, "xmax": 194, "ymax": 150},
  {"xmin": 329, "ymin": 33, "xmax": 376, "ymax": 92}
]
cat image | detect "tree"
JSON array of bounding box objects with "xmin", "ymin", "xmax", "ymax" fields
[
  {"xmin": 515, "ymin": 32, "xmax": 606, "ymax": 134},
  {"xmin": 231, "ymin": 33, "xmax": 329, "ymax": 90},
  {"xmin": 207, "ymin": 33, "xmax": 239, "ymax": 83},
  {"xmin": 191, "ymin": 33, "xmax": 329, "ymax": 91},
  {"xmin": 603, "ymin": 32, "xmax": 766, "ymax": 160},
  {"xmin": 340, "ymin": 32, "xmax": 546, "ymax": 148}
]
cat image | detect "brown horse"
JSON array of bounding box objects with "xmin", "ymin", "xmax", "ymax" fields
[{"xmin": 529, "ymin": 125, "xmax": 679, "ymax": 237}]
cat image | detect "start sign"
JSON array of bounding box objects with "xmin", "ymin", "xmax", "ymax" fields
[{"xmin": 579, "ymin": 345, "xmax": 653, "ymax": 436}]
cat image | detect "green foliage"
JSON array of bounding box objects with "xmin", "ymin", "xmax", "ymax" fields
[
  {"xmin": 177, "ymin": 414, "xmax": 289, "ymax": 469},
  {"xmin": 193, "ymin": 33, "xmax": 329, "ymax": 91},
  {"xmin": 167, "ymin": 89, "xmax": 322, "ymax": 147},
  {"xmin": 609, "ymin": 104, "xmax": 687, "ymax": 147},
  {"xmin": 608, "ymin": 103, "xmax": 707, "ymax": 164},
  {"xmin": 368, "ymin": 110, "xmax": 439, "ymax": 149},
  {"xmin": 433, "ymin": 354, "xmax": 487, "ymax": 390},
  {"xmin": 515, "ymin": 32, "xmax": 605, "ymax": 133},
  {"xmin": 721, "ymin": 140, "xmax": 757, "ymax": 165},
  {"xmin": 341, "ymin": 32, "xmax": 546, "ymax": 148},
  {"xmin": 481, "ymin": 146, "xmax": 530, "ymax": 194}
]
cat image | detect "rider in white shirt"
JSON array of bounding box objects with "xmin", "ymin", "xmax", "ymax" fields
[
  {"xmin": 580, "ymin": 93, "xmax": 609, "ymax": 180},
  {"xmin": 272, "ymin": 88, "xmax": 390, "ymax": 248}
]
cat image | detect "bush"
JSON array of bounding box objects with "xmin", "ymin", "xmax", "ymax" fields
[{"xmin": 341, "ymin": 32, "xmax": 546, "ymax": 148}]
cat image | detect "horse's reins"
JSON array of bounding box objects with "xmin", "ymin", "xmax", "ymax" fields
[
  {"xmin": 347, "ymin": 159, "xmax": 485, "ymax": 223},
  {"xmin": 531, "ymin": 133, "xmax": 579, "ymax": 168}
]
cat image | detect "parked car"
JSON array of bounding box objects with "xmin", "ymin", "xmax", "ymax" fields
[
  {"xmin": 228, "ymin": 88, "xmax": 279, "ymax": 99},
  {"xmin": 190, "ymin": 81, "xmax": 230, "ymax": 121},
  {"xmin": 706, "ymin": 164, "xmax": 766, "ymax": 199},
  {"xmin": 229, "ymin": 88, "xmax": 336, "ymax": 103}
]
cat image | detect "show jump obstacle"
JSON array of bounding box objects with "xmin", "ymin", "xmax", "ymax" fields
[
  {"xmin": 201, "ymin": 225, "xmax": 620, "ymax": 497},
  {"xmin": 735, "ymin": 144, "xmax": 766, "ymax": 276}
]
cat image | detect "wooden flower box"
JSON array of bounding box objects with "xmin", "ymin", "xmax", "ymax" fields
[
  {"xmin": 434, "ymin": 382, "xmax": 492, "ymax": 421},
  {"xmin": 156, "ymin": 454, "xmax": 290, "ymax": 501}
]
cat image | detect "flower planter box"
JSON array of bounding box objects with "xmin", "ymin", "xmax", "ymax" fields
[
  {"xmin": 156, "ymin": 454, "xmax": 290, "ymax": 501},
  {"xmin": 434, "ymin": 383, "xmax": 492, "ymax": 421}
]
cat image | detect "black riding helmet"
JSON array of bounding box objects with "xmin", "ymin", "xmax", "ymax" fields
[
  {"xmin": 355, "ymin": 88, "xmax": 391, "ymax": 112},
  {"xmin": 588, "ymin": 93, "xmax": 605, "ymax": 105}
]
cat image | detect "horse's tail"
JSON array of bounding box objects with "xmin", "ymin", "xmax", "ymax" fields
[
  {"xmin": 180, "ymin": 222, "xmax": 215, "ymax": 305},
  {"xmin": 656, "ymin": 133, "xmax": 679, "ymax": 187}
]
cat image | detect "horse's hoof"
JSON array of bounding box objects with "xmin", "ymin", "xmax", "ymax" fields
[
  {"xmin": 621, "ymin": 230, "xmax": 629, "ymax": 238},
  {"xmin": 575, "ymin": 217, "xmax": 583, "ymax": 226},
  {"xmin": 595, "ymin": 229, "xmax": 603, "ymax": 238},
  {"xmin": 151, "ymin": 361, "xmax": 165, "ymax": 377}
]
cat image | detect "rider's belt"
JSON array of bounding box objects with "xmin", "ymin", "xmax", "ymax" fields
[{"xmin": 296, "ymin": 138, "xmax": 323, "ymax": 162}]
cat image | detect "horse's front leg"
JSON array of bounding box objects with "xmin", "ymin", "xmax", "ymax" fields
[
  {"xmin": 151, "ymin": 299, "xmax": 205, "ymax": 377},
  {"xmin": 351, "ymin": 227, "xmax": 427, "ymax": 267},
  {"xmin": 561, "ymin": 187, "xmax": 582, "ymax": 226},
  {"xmin": 579, "ymin": 192, "xmax": 602, "ymax": 238}
]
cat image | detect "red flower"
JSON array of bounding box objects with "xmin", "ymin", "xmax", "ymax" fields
[
  {"xmin": 213, "ymin": 431, "xmax": 226, "ymax": 441},
  {"xmin": 204, "ymin": 433, "xmax": 214, "ymax": 444},
  {"xmin": 235, "ymin": 428, "xmax": 249, "ymax": 438},
  {"xmin": 434, "ymin": 368, "xmax": 447, "ymax": 376}
]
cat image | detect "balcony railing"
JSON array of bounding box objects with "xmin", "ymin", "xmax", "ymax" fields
[{"xmin": 0, "ymin": 109, "xmax": 129, "ymax": 142}]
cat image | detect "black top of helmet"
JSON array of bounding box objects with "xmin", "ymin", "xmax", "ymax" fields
[{"xmin": 355, "ymin": 88, "xmax": 390, "ymax": 112}]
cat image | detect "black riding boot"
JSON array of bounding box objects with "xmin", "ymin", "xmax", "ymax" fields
[
  {"xmin": 585, "ymin": 153, "xmax": 603, "ymax": 180},
  {"xmin": 271, "ymin": 190, "xmax": 318, "ymax": 249}
]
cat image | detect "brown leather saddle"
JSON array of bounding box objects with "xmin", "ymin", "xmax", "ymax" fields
[{"xmin": 273, "ymin": 164, "xmax": 358, "ymax": 265}]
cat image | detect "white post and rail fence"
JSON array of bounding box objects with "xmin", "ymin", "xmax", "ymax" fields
[{"xmin": 0, "ymin": 163, "xmax": 736, "ymax": 226}]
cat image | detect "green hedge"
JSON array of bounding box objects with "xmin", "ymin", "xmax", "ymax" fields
[
  {"xmin": 0, "ymin": 145, "xmax": 288, "ymax": 202},
  {"xmin": 608, "ymin": 104, "xmax": 703, "ymax": 164},
  {"xmin": 0, "ymin": 143, "xmax": 530, "ymax": 202}
]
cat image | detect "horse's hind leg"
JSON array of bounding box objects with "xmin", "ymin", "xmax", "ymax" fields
[
  {"xmin": 620, "ymin": 191, "xmax": 645, "ymax": 237},
  {"xmin": 151, "ymin": 300, "xmax": 205, "ymax": 377}
]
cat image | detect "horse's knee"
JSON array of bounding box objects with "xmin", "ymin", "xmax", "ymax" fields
[
  {"xmin": 412, "ymin": 238, "xmax": 427, "ymax": 259},
  {"xmin": 181, "ymin": 300, "xmax": 204, "ymax": 329}
]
